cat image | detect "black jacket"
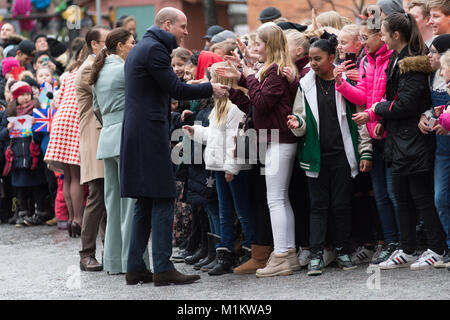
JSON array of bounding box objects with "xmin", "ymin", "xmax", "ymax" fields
[
  {"xmin": 374, "ymin": 47, "xmax": 434, "ymax": 175},
  {"xmin": 0, "ymin": 111, "xmax": 45, "ymax": 171},
  {"xmin": 185, "ymin": 103, "xmax": 218, "ymax": 205}
]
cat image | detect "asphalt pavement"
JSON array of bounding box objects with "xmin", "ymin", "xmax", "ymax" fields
[{"xmin": 0, "ymin": 224, "xmax": 448, "ymax": 300}]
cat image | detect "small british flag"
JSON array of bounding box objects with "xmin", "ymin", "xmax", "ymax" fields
[
  {"xmin": 9, "ymin": 129, "xmax": 22, "ymax": 139},
  {"xmin": 32, "ymin": 108, "xmax": 57, "ymax": 132}
]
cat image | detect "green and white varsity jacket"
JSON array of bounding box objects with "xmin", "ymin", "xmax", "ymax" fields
[{"xmin": 290, "ymin": 69, "xmax": 372, "ymax": 179}]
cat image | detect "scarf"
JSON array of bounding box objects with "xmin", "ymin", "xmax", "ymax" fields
[{"xmin": 15, "ymin": 100, "xmax": 36, "ymax": 116}]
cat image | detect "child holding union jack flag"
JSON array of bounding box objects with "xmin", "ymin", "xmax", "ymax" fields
[{"xmin": 0, "ymin": 81, "xmax": 50, "ymax": 227}]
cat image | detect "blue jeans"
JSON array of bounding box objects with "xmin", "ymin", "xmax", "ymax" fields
[
  {"xmin": 205, "ymin": 201, "xmax": 220, "ymax": 236},
  {"xmin": 370, "ymin": 139, "xmax": 400, "ymax": 243},
  {"xmin": 434, "ymin": 135, "xmax": 450, "ymax": 248},
  {"xmin": 126, "ymin": 197, "xmax": 175, "ymax": 273},
  {"xmin": 215, "ymin": 170, "xmax": 256, "ymax": 250}
]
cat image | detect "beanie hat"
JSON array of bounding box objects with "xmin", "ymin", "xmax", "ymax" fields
[
  {"xmin": 23, "ymin": 75, "xmax": 39, "ymax": 89},
  {"xmin": 203, "ymin": 25, "xmax": 224, "ymax": 40},
  {"xmin": 277, "ymin": 21, "xmax": 308, "ymax": 32},
  {"xmin": 431, "ymin": 34, "xmax": 450, "ymax": 54},
  {"xmin": 11, "ymin": 81, "xmax": 32, "ymax": 100},
  {"xmin": 258, "ymin": 6, "xmax": 282, "ymax": 21},
  {"xmin": 211, "ymin": 30, "xmax": 236, "ymax": 44},
  {"xmin": 2, "ymin": 57, "xmax": 20, "ymax": 77},
  {"xmin": 47, "ymin": 38, "xmax": 67, "ymax": 58},
  {"xmin": 377, "ymin": 0, "xmax": 405, "ymax": 15},
  {"xmin": 33, "ymin": 34, "xmax": 47, "ymax": 43}
]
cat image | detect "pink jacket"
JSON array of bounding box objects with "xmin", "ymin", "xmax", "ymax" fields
[
  {"xmin": 335, "ymin": 44, "xmax": 393, "ymax": 139},
  {"xmin": 439, "ymin": 113, "xmax": 450, "ymax": 131}
]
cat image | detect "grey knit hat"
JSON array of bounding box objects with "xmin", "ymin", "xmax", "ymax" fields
[
  {"xmin": 377, "ymin": 0, "xmax": 405, "ymax": 15},
  {"xmin": 211, "ymin": 30, "xmax": 236, "ymax": 44}
]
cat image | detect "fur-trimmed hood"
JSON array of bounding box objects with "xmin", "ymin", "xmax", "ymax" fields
[
  {"xmin": 7, "ymin": 34, "xmax": 26, "ymax": 45},
  {"xmin": 399, "ymin": 55, "xmax": 433, "ymax": 75}
]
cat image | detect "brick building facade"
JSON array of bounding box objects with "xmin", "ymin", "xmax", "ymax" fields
[{"xmin": 79, "ymin": 0, "xmax": 233, "ymax": 50}]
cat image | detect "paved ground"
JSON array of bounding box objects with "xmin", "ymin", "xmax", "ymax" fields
[{"xmin": 0, "ymin": 224, "xmax": 448, "ymax": 301}]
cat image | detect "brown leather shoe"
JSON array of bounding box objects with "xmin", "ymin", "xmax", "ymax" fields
[
  {"xmin": 125, "ymin": 269, "xmax": 153, "ymax": 285},
  {"xmin": 46, "ymin": 217, "xmax": 57, "ymax": 226},
  {"xmin": 80, "ymin": 256, "xmax": 103, "ymax": 272},
  {"xmin": 153, "ymin": 268, "xmax": 200, "ymax": 286}
]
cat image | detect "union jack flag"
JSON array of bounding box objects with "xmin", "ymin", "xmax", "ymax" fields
[
  {"xmin": 9, "ymin": 129, "xmax": 22, "ymax": 139},
  {"xmin": 32, "ymin": 108, "xmax": 57, "ymax": 132}
]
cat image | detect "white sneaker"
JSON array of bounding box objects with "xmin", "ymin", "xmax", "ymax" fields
[
  {"xmin": 410, "ymin": 249, "xmax": 444, "ymax": 270},
  {"xmin": 351, "ymin": 246, "xmax": 375, "ymax": 264},
  {"xmin": 379, "ymin": 249, "xmax": 418, "ymax": 270},
  {"xmin": 323, "ymin": 247, "xmax": 336, "ymax": 267},
  {"xmin": 296, "ymin": 247, "xmax": 311, "ymax": 267}
]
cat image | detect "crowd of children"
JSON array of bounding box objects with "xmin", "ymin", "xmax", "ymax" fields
[{"xmin": 170, "ymin": 0, "xmax": 450, "ymax": 277}]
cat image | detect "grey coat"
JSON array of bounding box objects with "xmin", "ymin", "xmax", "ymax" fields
[{"xmin": 93, "ymin": 54, "xmax": 126, "ymax": 160}]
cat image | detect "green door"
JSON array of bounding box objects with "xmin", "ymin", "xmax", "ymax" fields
[{"xmin": 116, "ymin": 5, "xmax": 155, "ymax": 41}]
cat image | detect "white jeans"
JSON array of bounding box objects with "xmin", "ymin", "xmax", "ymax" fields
[{"xmin": 264, "ymin": 142, "xmax": 297, "ymax": 253}]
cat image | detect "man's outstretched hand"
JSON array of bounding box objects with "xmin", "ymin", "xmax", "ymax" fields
[{"xmin": 211, "ymin": 83, "xmax": 230, "ymax": 99}]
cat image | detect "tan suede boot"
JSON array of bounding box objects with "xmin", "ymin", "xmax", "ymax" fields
[
  {"xmin": 255, "ymin": 251, "xmax": 293, "ymax": 278},
  {"xmin": 288, "ymin": 248, "xmax": 302, "ymax": 272},
  {"xmin": 233, "ymin": 244, "xmax": 273, "ymax": 275}
]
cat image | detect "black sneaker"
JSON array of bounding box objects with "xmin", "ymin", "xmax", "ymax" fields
[
  {"xmin": 307, "ymin": 251, "xmax": 324, "ymax": 276},
  {"xmin": 15, "ymin": 211, "xmax": 29, "ymax": 228},
  {"xmin": 171, "ymin": 249, "xmax": 196, "ymax": 263},
  {"xmin": 444, "ymin": 251, "xmax": 450, "ymax": 266},
  {"xmin": 336, "ymin": 251, "xmax": 357, "ymax": 270},
  {"xmin": 434, "ymin": 250, "xmax": 450, "ymax": 269},
  {"xmin": 370, "ymin": 242, "xmax": 398, "ymax": 265},
  {"xmin": 8, "ymin": 212, "xmax": 18, "ymax": 225},
  {"xmin": 24, "ymin": 214, "xmax": 45, "ymax": 226}
]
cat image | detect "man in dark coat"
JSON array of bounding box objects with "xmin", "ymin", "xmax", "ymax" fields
[{"xmin": 120, "ymin": 7, "xmax": 227, "ymax": 286}]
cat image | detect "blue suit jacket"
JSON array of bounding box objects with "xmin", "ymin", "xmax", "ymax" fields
[{"xmin": 120, "ymin": 25, "xmax": 213, "ymax": 198}]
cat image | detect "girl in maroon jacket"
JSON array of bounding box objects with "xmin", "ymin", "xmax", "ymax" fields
[{"xmin": 216, "ymin": 22, "xmax": 300, "ymax": 278}]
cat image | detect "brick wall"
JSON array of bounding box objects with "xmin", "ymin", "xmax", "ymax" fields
[
  {"xmin": 247, "ymin": 0, "xmax": 378, "ymax": 32},
  {"xmin": 83, "ymin": 0, "xmax": 230, "ymax": 50}
]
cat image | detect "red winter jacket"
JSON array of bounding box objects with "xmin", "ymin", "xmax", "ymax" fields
[{"xmin": 229, "ymin": 63, "xmax": 297, "ymax": 144}]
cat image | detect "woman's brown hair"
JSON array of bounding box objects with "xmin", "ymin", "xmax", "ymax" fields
[
  {"xmin": 383, "ymin": 12, "xmax": 427, "ymax": 56},
  {"xmin": 89, "ymin": 27, "xmax": 132, "ymax": 85},
  {"xmin": 66, "ymin": 43, "xmax": 89, "ymax": 73}
]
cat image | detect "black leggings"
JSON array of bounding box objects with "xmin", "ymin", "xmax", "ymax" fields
[
  {"xmin": 393, "ymin": 172, "xmax": 446, "ymax": 255},
  {"xmin": 289, "ymin": 160, "xmax": 310, "ymax": 248},
  {"xmin": 249, "ymin": 162, "xmax": 273, "ymax": 246},
  {"xmin": 185, "ymin": 204, "xmax": 209, "ymax": 252},
  {"xmin": 351, "ymin": 172, "xmax": 383, "ymax": 245}
]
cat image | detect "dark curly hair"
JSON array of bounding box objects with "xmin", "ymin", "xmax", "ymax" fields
[{"xmin": 310, "ymin": 31, "xmax": 338, "ymax": 55}]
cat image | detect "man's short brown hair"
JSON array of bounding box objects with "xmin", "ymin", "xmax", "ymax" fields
[
  {"xmin": 427, "ymin": 0, "xmax": 450, "ymax": 16},
  {"xmin": 408, "ymin": 0, "xmax": 430, "ymax": 18}
]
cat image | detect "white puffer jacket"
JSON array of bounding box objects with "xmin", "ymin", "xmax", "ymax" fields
[{"xmin": 190, "ymin": 102, "xmax": 252, "ymax": 175}]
